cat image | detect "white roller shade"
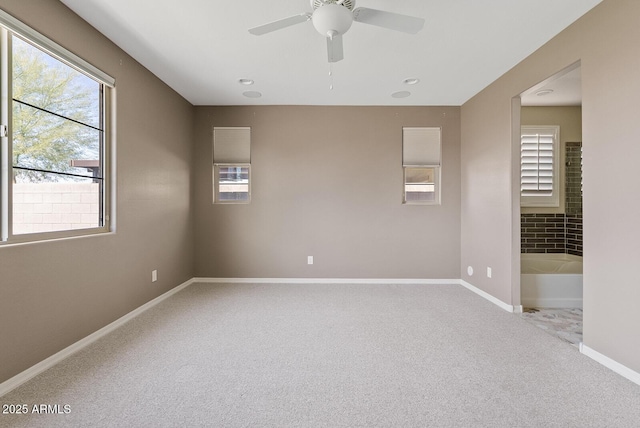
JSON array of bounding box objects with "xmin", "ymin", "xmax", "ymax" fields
[
  {"xmin": 213, "ymin": 127, "xmax": 251, "ymax": 164},
  {"xmin": 403, "ymin": 127, "xmax": 441, "ymax": 166}
]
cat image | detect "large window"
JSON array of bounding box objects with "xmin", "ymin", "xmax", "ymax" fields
[
  {"xmin": 520, "ymin": 126, "xmax": 559, "ymax": 207},
  {"xmin": 402, "ymin": 127, "xmax": 441, "ymax": 205},
  {"xmin": 0, "ymin": 9, "xmax": 114, "ymax": 243},
  {"xmin": 213, "ymin": 127, "xmax": 251, "ymax": 204}
]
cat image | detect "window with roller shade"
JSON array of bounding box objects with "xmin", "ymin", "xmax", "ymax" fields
[
  {"xmin": 213, "ymin": 127, "xmax": 251, "ymax": 203},
  {"xmin": 402, "ymin": 127, "xmax": 441, "ymax": 205},
  {"xmin": 520, "ymin": 126, "xmax": 559, "ymax": 207}
]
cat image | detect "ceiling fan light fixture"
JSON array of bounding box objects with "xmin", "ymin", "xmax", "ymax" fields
[{"xmin": 312, "ymin": 3, "xmax": 353, "ymax": 37}]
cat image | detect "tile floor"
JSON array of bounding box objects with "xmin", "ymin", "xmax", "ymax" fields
[{"xmin": 519, "ymin": 308, "xmax": 583, "ymax": 347}]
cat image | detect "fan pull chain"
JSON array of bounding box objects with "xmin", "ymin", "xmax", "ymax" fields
[{"xmin": 329, "ymin": 63, "xmax": 334, "ymax": 90}]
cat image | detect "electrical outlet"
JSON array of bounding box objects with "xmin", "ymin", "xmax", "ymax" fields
[
  {"xmin": 487, "ymin": 267, "xmax": 492, "ymax": 278},
  {"xmin": 152, "ymin": 270, "xmax": 158, "ymax": 282},
  {"xmin": 307, "ymin": 256, "xmax": 313, "ymax": 265}
]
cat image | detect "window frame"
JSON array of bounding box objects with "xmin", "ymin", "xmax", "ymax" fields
[
  {"xmin": 0, "ymin": 9, "xmax": 115, "ymax": 244},
  {"xmin": 403, "ymin": 165, "xmax": 440, "ymax": 205},
  {"xmin": 520, "ymin": 125, "xmax": 560, "ymax": 208},
  {"xmin": 213, "ymin": 163, "xmax": 251, "ymax": 204}
]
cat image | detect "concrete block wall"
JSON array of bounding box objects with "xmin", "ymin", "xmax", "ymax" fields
[{"xmin": 13, "ymin": 183, "xmax": 100, "ymax": 234}]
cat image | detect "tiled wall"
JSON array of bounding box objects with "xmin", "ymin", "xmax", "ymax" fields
[
  {"xmin": 565, "ymin": 142, "xmax": 582, "ymax": 215},
  {"xmin": 564, "ymin": 142, "xmax": 583, "ymax": 256},
  {"xmin": 521, "ymin": 142, "xmax": 583, "ymax": 256},
  {"xmin": 565, "ymin": 214, "xmax": 583, "ymax": 256},
  {"xmin": 521, "ymin": 213, "xmax": 567, "ymax": 253}
]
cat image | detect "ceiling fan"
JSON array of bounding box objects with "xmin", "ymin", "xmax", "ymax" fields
[{"xmin": 248, "ymin": 0, "xmax": 425, "ymax": 63}]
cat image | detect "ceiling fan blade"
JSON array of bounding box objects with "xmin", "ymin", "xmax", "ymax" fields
[
  {"xmin": 327, "ymin": 34, "xmax": 344, "ymax": 63},
  {"xmin": 352, "ymin": 7, "xmax": 425, "ymax": 34},
  {"xmin": 248, "ymin": 13, "xmax": 311, "ymax": 36}
]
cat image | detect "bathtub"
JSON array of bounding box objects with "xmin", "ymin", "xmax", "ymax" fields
[{"xmin": 521, "ymin": 253, "xmax": 583, "ymax": 309}]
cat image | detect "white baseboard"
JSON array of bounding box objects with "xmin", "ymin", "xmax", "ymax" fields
[
  {"xmin": 459, "ymin": 280, "xmax": 518, "ymax": 313},
  {"xmin": 193, "ymin": 277, "xmax": 460, "ymax": 285},
  {"xmin": 0, "ymin": 278, "xmax": 196, "ymax": 398},
  {"xmin": 579, "ymin": 343, "xmax": 640, "ymax": 387}
]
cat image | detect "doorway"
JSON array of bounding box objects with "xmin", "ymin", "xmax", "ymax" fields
[{"xmin": 515, "ymin": 62, "xmax": 584, "ymax": 346}]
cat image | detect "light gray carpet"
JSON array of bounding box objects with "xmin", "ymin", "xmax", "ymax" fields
[{"xmin": 2, "ymin": 282, "xmax": 639, "ymax": 427}]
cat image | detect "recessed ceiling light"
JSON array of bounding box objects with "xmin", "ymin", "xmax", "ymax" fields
[
  {"xmin": 238, "ymin": 78, "xmax": 254, "ymax": 85},
  {"xmin": 243, "ymin": 91, "xmax": 262, "ymax": 98},
  {"xmin": 403, "ymin": 78, "xmax": 420, "ymax": 85},
  {"xmin": 391, "ymin": 91, "xmax": 411, "ymax": 99},
  {"xmin": 535, "ymin": 89, "xmax": 554, "ymax": 96}
]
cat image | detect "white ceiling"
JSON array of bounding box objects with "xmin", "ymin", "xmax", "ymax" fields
[
  {"xmin": 521, "ymin": 64, "xmax": 582, "ymax": 106},
  {"xmin": 59, "ymin": 0, "xmax": 601, "ymax": 106}
]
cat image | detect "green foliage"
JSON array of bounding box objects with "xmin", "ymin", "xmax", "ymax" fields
[{"xmin": 12, "ymin": 36, "xmax": 100, "ymax": 182}]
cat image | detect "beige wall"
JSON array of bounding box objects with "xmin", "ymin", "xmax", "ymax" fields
[
  {"xmin": 0, "ymin": 0, "xmax": 195, "ymax": 383},
  {"xmin": 194, "ymin": 106, "xmax": 461, "ymax": 279},
  {"xmin": 521, "ymin": 106, "xmax": 582, "ymax": 214},
  {"xmin": 461, "ymin": 0, "xmax": 640, "ymax": 372}
]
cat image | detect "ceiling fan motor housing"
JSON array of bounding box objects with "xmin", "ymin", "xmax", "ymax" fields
[
  {"xmin": 310, "ymin": 0, "xmax": 355, "ymax": 11},
  {"xmin": 312, "ymin": 3, "xmax": 354, "ymax": 38}
]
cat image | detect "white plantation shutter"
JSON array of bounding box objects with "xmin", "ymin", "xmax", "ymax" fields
[
  {"xmin": 521, "ymin": 133, "xmax": 553, "ymax": 195},
  {"xmin": 521, "ymin": 126, "xmax": 559, "ymax": 206}
]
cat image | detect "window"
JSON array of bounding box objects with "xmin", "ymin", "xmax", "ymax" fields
[
  {"xmin": 402, "ymin": 127, "xmax": 441, "ymax": 204},
  {"xmin": 520, "ymin": 126, "xmax": 559, "ymax": 207},
  {"xmin": 214, "ymin": 165, "xmax": 250, "ymax": 202},
  {"xmin": 0, "ymin": 9, "xmax": 114, "ymax": 243},
  {"xmin": 213, "ymin": 127, "xmax": 251, "ymax": 203}
]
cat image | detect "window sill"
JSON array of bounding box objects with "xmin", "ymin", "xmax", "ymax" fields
[{"xmin": 0, "ymin": 229, "xmax": 114, "ymax": 248}]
